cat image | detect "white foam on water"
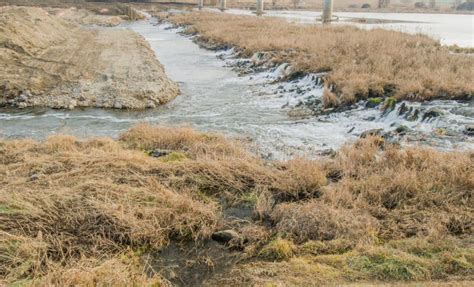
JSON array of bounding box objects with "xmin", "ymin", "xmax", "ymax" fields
[{"xmin": 0, "ymin": 18, "xmax": 472, "ymax": 159}]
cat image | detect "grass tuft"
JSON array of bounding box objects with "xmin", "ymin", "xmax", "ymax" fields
[{"xmin": 260, "ymin": 238, "xmax": 296, "ymax": 261}]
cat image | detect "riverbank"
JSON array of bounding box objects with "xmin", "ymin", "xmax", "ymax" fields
[
  {"xmin": 0, "ymin": 6, "xmax": 179, "ymax": 109},
  {"xmin": 1, "ymin": 124, "xmax": 472, "ymax": 285},
  {"xmin": 163, "ymin": 11, "xmax": 473, "ymax": 109},
  {"xmin": 1, "ymin": 19, "xmax": 472, "ymax": 158}
]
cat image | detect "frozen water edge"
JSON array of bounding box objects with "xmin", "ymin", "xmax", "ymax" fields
[{"xmin": 186, "ymin": 26, "xmax": 474, "ymax": 156}]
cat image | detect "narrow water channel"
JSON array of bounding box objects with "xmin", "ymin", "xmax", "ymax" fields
[{"xmin": 0, "ymin": 18, "xmax": 472, "ymax": 159}]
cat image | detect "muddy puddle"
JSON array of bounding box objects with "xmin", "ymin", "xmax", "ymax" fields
[{"xmin": 0, "ymin": 18, "xmax": 472, "ymax": 159}]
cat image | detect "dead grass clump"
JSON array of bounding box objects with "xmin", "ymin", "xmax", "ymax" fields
[
  {"xmin": 347, "ymin": 246, "xmax": 432, "ymax": 281},
  {"xmin": 31, "ymin": 256, "xmax": 164, "ymax": 287},
  {"xmin": 323, "ymin": 137, "xmax": 473, "ymax": 239},
  {"xmin": 271, "ymin": 200, "xmax": 378, "ymax": 243},
  {"xmin": 272, "ymin": 158, "xmax": 327, "ymax": 200},
  {"xmin": 300, "ymin": 239, "xmax": 355, "ymax": 256},
  {"xmin": 120, "ymin": 123, "xmax": 247, "ymax": 159},
  {"xmin": 322, "ymin": 87, "xmax": 341, "ymax": 108},
  {"xmin": 1, "ymin": 125, "xmax": 473, "ymax": 284},
  {"xmin": 167, "ymin": 12, "xmax": 474, "ymax": 106},
  {"xmin": 0, "ymin": 233, "xmax": 48, "ymax": 283},
  {"xmin": 254, "ymin": 187, "xmax": 275, "ymax": 220},
  {"xmin": 0, "ymin": 132, "xmax": 221, "ymax": 284},
  {"xmin": 162, "ymin": 156, "xmax": 276, "ymax": 203},
  {"xmin": 259, "ymin": 238, "xmax": 296, "ymax": 261}
]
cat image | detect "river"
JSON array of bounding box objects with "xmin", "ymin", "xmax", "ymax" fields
[{"xmin": 0, "ymin": 17, "xmax": 472, "ymax": 159}]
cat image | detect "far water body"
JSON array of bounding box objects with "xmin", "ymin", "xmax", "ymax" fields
[
  {"xmin": 0, "ymin": 18, "xmax": 473, "ymax": 159},
  {"xmin": 225, "ymin": 9, "xmax": 474, "ymax": 47}
]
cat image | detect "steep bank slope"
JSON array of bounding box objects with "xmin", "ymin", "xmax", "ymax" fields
[{"xmin": 0, "ymin": 6, "xmax": 179, "ymax": 109}]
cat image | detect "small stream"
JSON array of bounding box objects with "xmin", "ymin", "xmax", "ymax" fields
[{"xmin": 0, "ymin": 18, "xmax": 472, "ymax": 159}]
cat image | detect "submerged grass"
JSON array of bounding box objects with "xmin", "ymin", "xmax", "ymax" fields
[
  {"xmin": 165, "ymin": 12, "xmax": 474, "ymax": 107},
  {"xmin": 0, "ymin": 124, "xmax": 473, "ymax": 285}
]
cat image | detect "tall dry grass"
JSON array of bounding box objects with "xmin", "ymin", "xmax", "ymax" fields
[
  {"xmin": 167, "ymin": 12, "xmax": 474, "ymax": 107},
  {"xmin": 1, "ymin": 124, "xmax": 472, "ymax": 285}
]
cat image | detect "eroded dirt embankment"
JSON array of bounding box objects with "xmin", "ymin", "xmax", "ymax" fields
[{"xmin": 0, "ymin": 6, "xmax": 179, "ymax": 109}]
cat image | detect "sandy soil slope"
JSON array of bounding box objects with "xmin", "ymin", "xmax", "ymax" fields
[
  {"xmin": 0, "ymin": 6, "xmax": 179, "ymax": 109},
  {"xmin": 49, "ymin": 7, "xmax": 127, "ymax": 26}
]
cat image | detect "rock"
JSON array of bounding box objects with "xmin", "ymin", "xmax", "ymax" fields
[
  {"xmin": 29, "ymin": 173, "xmax": 40, "ymax": 181},
  {"xmin": 281, "ymin": 64, "xmax": 295, "ymax": 79},
  {"xmin": 406, "ymin": 109, "xmax": 420, "ymax": 121},
  {"xmin": 251, "ymin": 52, "xmax": 272, "ymax": 66},
  {"xmin": 365, "ymin": 97, "xmax": 383, "ymax": 108},
  {"xmin": 361, "ymin": 3, "xmax": 371, "ymax": 8},
  {"xmin": 395, "ymin": 125, "xmax": 409, "ymax": 135},
  {"xmin": 67, "ymin": 99, "xmax": 77, "ymax": 110},
  {"xmin": 381, "ymin": 132, "xmax": 400, "ymax": 145},
  {"xmin": 17, "ymin": 92, "xmax": 29, "ymax": 102},
  {"xmin": 297, "ymin": 95, "xmax": 322, "ymax": 111},
  {"xmin": 414, "ymin": 2, "xmax": 427, "ymax": 8},
  {"xmin": 397, "ymin": 102, "xmax": 409, "ymax": 116},
  {"xmin": 360, "ymin": 128, "xmax": 383, "ymax": 138},
  {"xmin": 17, "ymin": 102, "xmax": 27, "ymax": 109},
  {"xmin": 463, "ymin": 125, "xmax": 474, "ymax": 136},
  {"xmin": 113, "ymin": 102, "xmax": 123, "ymax": 109},
  {"xmin": 422, "ymin": 109, "xmax": 443, "ymax": 121},
  {"xmin": 145, "ymin": 101, "xmax": 156, "ymax": 109},
  {"xmin": 316, "ymin": 148, "xmax": 336, "ymax": 157},
  {"xmin": 211, "ymin": 229, "xmax": 241, "ymax": 245},
  {"xmin": 149, "ymin": 149, "xmax": 171, "ymax": 158}
]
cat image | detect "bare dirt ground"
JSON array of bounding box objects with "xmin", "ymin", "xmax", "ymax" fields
[
  {"xmin": 0, "ymin": 6, "xmax": 179, "ymax": 109},
  {"xmin": 48, "ymin": 7, "xmax": 127, "ymax": 26}
]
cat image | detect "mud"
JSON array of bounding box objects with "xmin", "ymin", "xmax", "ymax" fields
[{"xmin": 0, "ymin": 6, "xmax": 179, "ymax": 109}]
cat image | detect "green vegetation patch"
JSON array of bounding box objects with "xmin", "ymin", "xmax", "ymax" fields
[
  {"xmin": 260, "ymin": 238, "xmax": 296, "ymax": 261},
  {"xmin": 367, "ymin": 97, "xmax": 383, "ymax": 106},
  {"xmin": 382, "ymin": 97, "xmax": 397, "ymax": 112},
  {"xmin": 0, "ymin": 203, "xmax": 22, "ymax": 215},
  {"xmin": 348, "ymin": 250, "xmax": 430, "ymax": 281},
  {"xmin": 159, "ymin": 152, "xmax": 188, "ymax": 162},
  {"xmin": 301, "ymin": 239, "xmax": 354, "ymax": 256}
]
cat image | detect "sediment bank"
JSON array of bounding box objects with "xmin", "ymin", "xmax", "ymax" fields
[{"xmin": 0, "ymin": 6, "xmax": 179, "ymax": 109}]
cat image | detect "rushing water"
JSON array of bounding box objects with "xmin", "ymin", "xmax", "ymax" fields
[{"xmin": 0, "ymin": 18, "xmax": 472, "ymax": 159}]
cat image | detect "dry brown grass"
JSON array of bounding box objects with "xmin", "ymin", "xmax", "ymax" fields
[
  {"xmin": 1, "ymin": 124, "xmax": 473, "ymax": 285},
  {"xmin": 166, "ymin": 12, "xmax": 474, "ymax": 107}
]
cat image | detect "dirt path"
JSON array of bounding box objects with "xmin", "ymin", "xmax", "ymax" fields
[{"xmin": 0, "ymin": 6, "xmax": 179, "ymax": 109}]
